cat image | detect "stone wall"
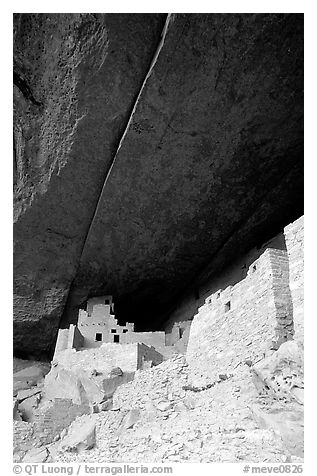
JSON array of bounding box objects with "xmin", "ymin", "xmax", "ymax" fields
[
  {"xmin": 53, "ymin": 328, "xmax": 69, "ymax": 359},
  {"xmin": 68, "ymin": 324, "xmax": 84, "ymax": 350},
  {"xmin": 164, "ymin": 233, "xmax": 287, "ymax": 353},
  {"xmin": 121, "ymin": 331, "xmax": 165, "ymax": 348},
  {"xmin": 165, "ymin": 320, "xmax": 192, "ymax": 347},
  {"xmin": 34, "ymin": 398, "xmax": 90, "ymax": 445},
  {"xmin": 186, "ymin": 246, "xmax": 293, "ymax": 384},
  {"xmin": 269, "ymin": 248, "xmax": 294, "ymax": 348},
  {"xmin": 55, "ymin": 343, "xmax": 139, "ymax": 374},
  {"xmin": 284, "ymin": 216, "xmax": 304, "ymax": 347},
  {"xmin": 78, "ymin": 307, "xmax": 125, "ymax": 348},
  {"xmin": 54, "ymin": 342, "xmax": 163, "ymax": 375},
  {"xmin": 75, "ymin": 297, "xmax": 166, "ymax": 350}
]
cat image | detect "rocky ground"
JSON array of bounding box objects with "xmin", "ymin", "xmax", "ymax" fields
[{"xmin": 19, "ymin": 352, "xmax": 300, "ymax": 464}]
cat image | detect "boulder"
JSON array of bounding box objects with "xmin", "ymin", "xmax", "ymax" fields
[
  {"xmin": 252, "ymin": 340, "xmax": 304, "ymax": 402},
  {"xmin": 61, "ymin": 415, "xmax": 97, "ymax": 452},
  {"xmin": 22, "ymin": 446, "xmax": 49, "ymax": 463},
  {"xmin": 18, "ymin": 394, "xmax": 41, "ymax": 422},
  {"xmin": 44, "ymin": 365, "xmax": 87, "ymax": 405},
  {"xmin": 156, "ymin": 401, "xmax": 172, "ymax": 412},
  {"xmin": 120, "ymin": 409, "xmax": 141, "ymax": 430},
  {"xmin": 251, "ymin": 404, "xmax": 304, "ymax": 457},
  {"xmin": 44, "ymin": 363, "xmax": 134, "ymax": 405}
]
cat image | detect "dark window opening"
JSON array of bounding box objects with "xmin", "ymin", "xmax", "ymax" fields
[
  {"xmin": 111, "ymin": 329, "xmax": 117, "ymax": 333},
  {"xmin": 225, "ymin": 301, "xmax": 231, "ymax": 312},
  {"xmin": 216, "ymin": 292, "xmax": 221, "ymax": 299},
  {"xmin": 95, "ymin": 333, "xmax": 102, "ymax": 342},
  {"xmin": 104, "ymin": 299, "xmax": 110, "ymax": 305},
  {"xmin": 79, "ymin": 301, "xmax": 88, "ymax": 311},
  {"xmin": 114, "ymin": 335, "xmax": 120, "ymax": 343},
  {"xmin": 123, "ymin": 329, "xmax": 128, "ymax": 333},
  {"xmin": 252, "ymin": 265, "xmax": 257, "ymax": 272},
  {"xmin": 179, "ymin": 328, "xmax": 184, "ymax": 339}
]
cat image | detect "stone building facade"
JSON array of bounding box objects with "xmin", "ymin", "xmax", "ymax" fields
[
  {"xmin": 185, "ymin": 216, "xmax": 304, "ymax": 383},
  {"xmin": 53, "ymin": 216, "xmax": 303, "ymax": 375},
  {"xmin": 54, "ymin": 295, "xmax": 165, "ymax": 358}
]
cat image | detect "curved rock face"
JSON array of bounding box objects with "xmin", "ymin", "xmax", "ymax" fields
[
  {"xmin": 13, "ymin": 13, "xmax": 167, "ymax": 354},
  {"xmin": 13, "ymin": 13, "xmax": 303, "ymax": 355}
]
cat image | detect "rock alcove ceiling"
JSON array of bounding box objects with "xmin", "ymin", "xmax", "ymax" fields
[{"xmin": 13, "ymin": 13, "xmax": 303, "ymax": 356}]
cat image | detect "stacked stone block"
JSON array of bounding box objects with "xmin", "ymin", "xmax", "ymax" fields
[
  {"xmin": 186, "ymin": 247, "xmax": 293, "ymax": 384},
  {"xmin": 284, "ymin": 216, "xmax": 304, "ymax": 348},
  {"xmin": 54, "ymin": 342, "xmax": 163, "ymax": 375},
  {"xmin": 34, "ymin": 398, "xmax": 90, "ymax": 445},
  {"xmin": 269, "ymin": 248, "xmax": 294, "ymax": 348}
]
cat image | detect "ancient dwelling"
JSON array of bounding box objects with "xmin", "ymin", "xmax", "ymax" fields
[
  {"xmin": 183, "ymin": 216, "xmax": 304, "ymax": 385},
  {"xmin": 53, "ymin": 295, "xmax": 166, "ymax": 368}
]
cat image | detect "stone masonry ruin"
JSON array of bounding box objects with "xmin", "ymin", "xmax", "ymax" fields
[
  {"xmin": 14, "ymin": 213, "xmax": 304, "ymax": 463},
  {"xmin": 58, "ymin": 295, "xmax": 165, "ymax": 350},
  {"xmin": 13, "ymin": 13, "xmax": 304, "ymax": 465}
]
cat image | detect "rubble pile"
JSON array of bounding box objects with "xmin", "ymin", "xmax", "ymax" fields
[
  {"xmin": 14, "ymin": 345, "xmax": 304, "ymax": 464},
  {"xmin": 48, "ymin": 354, "xmax": 301, "ymax": 464}
]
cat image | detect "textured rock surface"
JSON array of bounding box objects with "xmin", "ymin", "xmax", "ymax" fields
[
  {"xmin": 284, "ymin": 217, "xmax": 304, "ymax": 347},
  {"xmin": 22, "ymin": 446, "xmax": 49, "ymax": 463},
  {"xmin": 50, "ymin": 354, "xmax": 303, "ymax": 463},
  {"xmin": 13, "ymin": 365, "xmax": 47, "ymax": 395},
  {"xmin": 44, "ymin": 362, "xmax": 134, "ymax": 405},
  {"xmin": 13, "ymin": 13, "xmax": 167, "ymax": 354},
  {"xmin": 252, "ymin": 340, "xmax": 304, "ymax": 402},
  {"xmin": 13, "ymin": 14, "xmax": 303, "ymax": 354},
  {"xmin": 60, "ymin": 415, "xmax": 97, "ymax": 453},
  {"xmin": 186, "ymin": 245, "xmax": 294, "ymax": 386},
  {"xmin": 69, "ymin": 13, "xmax": 303, "ymax": 329}
]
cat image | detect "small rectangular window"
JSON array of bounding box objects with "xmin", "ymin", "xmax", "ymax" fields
[
  {"xmin": 111, "ymin": 329, "xmax": 117, "ymax": 333},
  {"xmin": 114, "ymin": 335, "xmax": 120, "ymax": 343},
  {"xmin": 225, "ymin": 301, "xmax": 231, "ymax": 312},
  {"xmin": 123, "ymin": 329, "xmax": 128, "ymax": 333},
  {"xmin": 95, "ymin": 333, "xmax": 102, "ymax": 342}
]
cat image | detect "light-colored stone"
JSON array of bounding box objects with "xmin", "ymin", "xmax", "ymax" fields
[
  {"xmin": 250, "ymin": 405, "xmax": 304, "ymax": 457},
  {"xmin": 17, "ymin": 387, "xmax": 41, "ymax": 402},
  {"xmin": 120, "ymin": 409, "xmax": 141, "ymax": 430},
  {"xmin": 18, "ymin": 394, "xmax": 41, "ymax": 422},
  {"xmin": 61, "ymin": 415, "xmax": 97, "ymax": 452},
  {"xmin": 252, "ymin": 340, "xmax": 303, "ymax": 401},
  {"xmin": 156, "ymin": 401, "xmax": 172, "ymax": 412},
  {"xmin": 22, "ymin": 446, "xmax": 48, "ymax": 463}
]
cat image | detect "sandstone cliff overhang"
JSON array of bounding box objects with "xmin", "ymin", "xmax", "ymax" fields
[{"xmin": 13, "ymin": 13, "xmax": 303, "ymax": 355}]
